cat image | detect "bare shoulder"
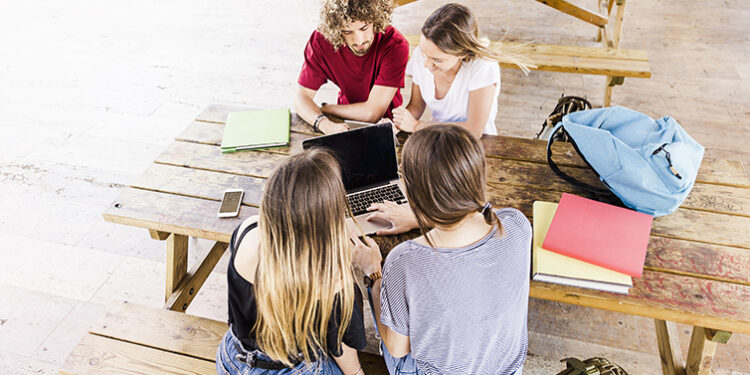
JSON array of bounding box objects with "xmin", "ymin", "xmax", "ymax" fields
[{"xmin": 233, "ymin": 216, "xmax": 261, "ymax": 283}]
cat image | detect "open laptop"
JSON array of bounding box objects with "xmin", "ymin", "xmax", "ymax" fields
[
  {"xmin": 344, "ymin": 118, "xmax": 393, "ymax": 130},
  {"xmin": 302, "ymin": 123, "xmax": 408, "ymax": 235}
]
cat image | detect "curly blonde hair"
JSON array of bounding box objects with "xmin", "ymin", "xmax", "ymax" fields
[{"xmin": 318, "ymin": 0, "xmax": 394, "ymax": 49}]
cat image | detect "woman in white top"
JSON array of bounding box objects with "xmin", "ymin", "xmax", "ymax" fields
[{"xmin": 393, "ymin": 3, "xmax": 502, "ymax": 139}]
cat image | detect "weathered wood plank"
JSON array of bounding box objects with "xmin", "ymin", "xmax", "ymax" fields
[
  {"xmin": 195, "ymin": 106, "xmax": 314, "ymax": 134},
  {"xmin": 59, "ymin": 334, "xmax": 216, "ymax": 375},
  {"xmin": 103, "ymin": 189, "xmax": 253, "ymax": 243},
  {"xmin": 516, "ymin": 53, "xmax": 651, "ymax": 77},
  {"xmin": 154, "ymin": 141, "xmax": 289, "ymax": 179},
  {"xmin": 481, "ymin": 135, "xmax": 750, "ymax": 188},
  {"xmin": 121, "ymin": 173, "xmax": 750, "ymax": 286},
  {"xmin": 193, "ymin": 107, "xmax": 750, "ymax": 189},
  {"xmin": 651, "ymin": 208, "xmax": 750, "ymax": 250},
  {"xmin": 165, "ymin": 130, "xmax": 750, "ymax": 216},
  {"xmin": 165, "ymin": 241, "xmax": 228, "ymax": 312},
  {"xmin": 530, "ymin": 271, "xmax": 750, "ymax": 335},
  {"xmin": 533, "ymin": 0, "xmax": 609, "ymax": 27},
  {"xmin": 176, "ymin": 121, "xmax": 311, "ymax": 155},
  {"xmin": 486, "ymin": 156, "xmax": 750, "ymax": 216},
  {"xmin": 166, "ymin": 234, "xmax": 188, "ymax": 302},
  {"xmin": 404, "ymin": 34, "xmax": 650, "ymax": 77},
  {"xmin": 196, "ymin": 104, "xmax": 254, "ymax": 123},
  {"xmin": 644, "ymin": 237, "xmax": 750, "ymax": 285},
  {"xmin": 486, "ymin": 181, "xmax": 750, "ymax": 250},
  {"xmin": 133, "ymin": 164, "xmax": 266, "ymax": 207},
  {"xmin": 90, "ymin": 301, "xmax": 227, "ymax": 361},
  {"xmin": 404, "ymin": 34, "xmax": 650, "ymax": 62}
]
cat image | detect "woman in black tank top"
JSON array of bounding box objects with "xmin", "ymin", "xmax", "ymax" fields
[{"xmin": 216, "ymin": 149, "xmax": 366, "ymax": 375}]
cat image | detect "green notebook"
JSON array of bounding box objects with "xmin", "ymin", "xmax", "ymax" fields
[{"xmin": 221, "ymin": 108, "xmax": 290, "ymax": 153}]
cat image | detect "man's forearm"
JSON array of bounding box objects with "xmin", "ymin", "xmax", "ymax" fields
[
  {"xmin": 323, "ymin": 102, "xmax": 383, "ymax": 123},
  {"xmin": 293, "ymin": 90, "xmax": 324, "ymax": 125}
]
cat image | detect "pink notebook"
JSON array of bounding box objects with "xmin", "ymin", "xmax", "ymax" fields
[{"xmin": 542, "ymin": 193, "xmax": 653, "ymax": 278}]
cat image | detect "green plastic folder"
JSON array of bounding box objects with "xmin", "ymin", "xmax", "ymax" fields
[{"xmin": 221, "ymin": 108, "xmax": 290, "ymax": 153}]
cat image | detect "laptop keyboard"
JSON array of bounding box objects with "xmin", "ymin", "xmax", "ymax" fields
[{"xmin": 346, "ymin": 184, "xmax": 406, "ymax": 217}]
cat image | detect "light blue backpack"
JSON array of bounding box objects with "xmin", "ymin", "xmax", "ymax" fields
[{"xmin": 546, "ymin": 106, "xmax": 704, "ymax": 217}]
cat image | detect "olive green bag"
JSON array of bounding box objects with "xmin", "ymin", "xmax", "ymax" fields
[{"xmin": 555, "ymin": 357, "xmax": 628, "ymax": 375}]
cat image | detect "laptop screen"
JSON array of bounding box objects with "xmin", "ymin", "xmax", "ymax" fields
[{"xmin": 302, "ymin": 123, "xmax": 398, "ymax": 192}]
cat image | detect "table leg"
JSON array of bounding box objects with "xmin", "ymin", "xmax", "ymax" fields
[
  {"xmin": 685, "ymin": 326, "xmax": 732, "ymax": 375},
  {"xmin": 165, "ymin": 233, "xmax": 188, "ymax": 302},
  {"xmin": 654, "ymin": 319, "xmax": 685, "ymax": 375},
  {"xmin": 164, "ymin": 241, "xmax": 228, "ymax": 312}
]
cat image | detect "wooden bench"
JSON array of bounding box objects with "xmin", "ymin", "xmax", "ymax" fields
[
  {"xmin": 398, "ymin": 0, "xmax": 651, "ymax": 106},
  {"xmin": 59, "ymin": 301, "xmax": 389, "ymax": 375}
]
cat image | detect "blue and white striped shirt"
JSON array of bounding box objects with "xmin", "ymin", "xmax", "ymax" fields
[{"xmin": 380, "ymin": 208, "xmax": 531, "ymax": 375}]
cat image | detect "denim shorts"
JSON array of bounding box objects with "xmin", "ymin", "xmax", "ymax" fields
[
  {"xmin": 380, "ymin": 341, "xmax": 523, "ymax": 375},
  {"xmin": 215, "ymin": 329, "xmax": 344, "ymax": 375}
]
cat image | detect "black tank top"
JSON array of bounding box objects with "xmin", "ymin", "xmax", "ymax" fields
[{"xmin": 226, "ymin": 222, "xmax": 367, "ymax": 357}]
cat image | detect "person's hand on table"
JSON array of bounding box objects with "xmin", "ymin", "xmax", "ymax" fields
[
  {"xmin": 351, "ymin": 233, "xmax": 382, "ymax": 275},
  {"xmin": 366, "ymin": 200, "xmax": 418, "ymax": 236},
  {"xmin": 392, "ymin": 106, "xmax": 418, "ymax": 133},
  {"xmin": 319, "ymin": 118, "xmax": 349, "ymax": 134}
]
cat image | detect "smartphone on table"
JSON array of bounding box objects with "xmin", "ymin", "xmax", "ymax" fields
[{"xmin": 218, "ymin": 188, "xmax": 244, "ymax": 218}]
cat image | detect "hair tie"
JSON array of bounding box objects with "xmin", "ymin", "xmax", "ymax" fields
[{"xmin": 480, "ymin": 202, "xmax": 492, "ymax": 215}]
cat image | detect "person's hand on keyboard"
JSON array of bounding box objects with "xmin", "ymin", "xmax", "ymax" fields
[{"xmin": 366, "ymin": 200, "xmax": 418, "ymax": 236}]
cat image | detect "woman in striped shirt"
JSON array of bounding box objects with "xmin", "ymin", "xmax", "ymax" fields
[{"xmin": 353, "ymin": 125, "xmax": 532, "ymax": 374}]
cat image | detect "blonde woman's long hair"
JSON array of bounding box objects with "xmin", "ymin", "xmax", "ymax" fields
[
  {"xmin": 421, "ymin": 3, "xmax": 533, "ymax": 74},
  {"xmin": 254, "ymin": 148, "xmax": 355, "ymax": 366},
  {"xmin": 401, "ymin": 125, "xmax": 501, "ymax": 248}
]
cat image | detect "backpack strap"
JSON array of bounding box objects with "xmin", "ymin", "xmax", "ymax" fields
[{"xmin": 546, "ymin": 124, "xmax": 612, "ymax": 195}]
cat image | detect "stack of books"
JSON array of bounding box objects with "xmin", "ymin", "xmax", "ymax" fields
[
  {"xmin": 220, "ymin": 108, "xmax": 290, "ymax": 153},
  {"xmin": 532, "ymin": 193, "xmax": 654, "ymax": 294}
]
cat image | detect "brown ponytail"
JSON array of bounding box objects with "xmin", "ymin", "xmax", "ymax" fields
[{"xmin": 401, "ymin": 125, "xmax": 502, "ymax": 247}]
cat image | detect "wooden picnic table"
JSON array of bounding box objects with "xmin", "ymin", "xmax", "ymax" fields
[{"xmin": 103, "ymin": 104, "xmax": 750, "ymax": 375}]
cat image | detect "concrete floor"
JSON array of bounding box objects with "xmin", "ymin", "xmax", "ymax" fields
[{"xmin": 1, "ymin": 0, "xmax": 748, "ymax": 374}]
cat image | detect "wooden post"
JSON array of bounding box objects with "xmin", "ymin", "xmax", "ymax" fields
[
  {"xmin": 164, "ymin": 241, "xmax": 228, "ymax": 312},
  {"xmin": 686, "ymin": 326, "xmax": 717, "ymax": 375},
  {"xmin": 148, "ymin": 229, "xmax": 170, "ymax": 241},
  {"xmin": 596, "ymin": 0, "xmax": 609, "ymax": 42},
  {"xmin": 612, "ymin": 0, "xmax": 626, "ymax": 49},
  {"xmin": 165, "ymin": 233, "xmax": 188, "ymax": 302},
  {"xmin": 654, "ymin": 319, "xmax": 686, "ymax": 375}
]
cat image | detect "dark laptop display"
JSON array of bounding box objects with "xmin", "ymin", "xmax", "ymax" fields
[{"xmin": 302, "ymin": 123, "xmax": 398, "ymax": 192}]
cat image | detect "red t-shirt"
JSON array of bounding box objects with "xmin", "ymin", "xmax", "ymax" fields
[{"xmin": 298, "ymin": 26, "xmax": 409, "ymax": 119}]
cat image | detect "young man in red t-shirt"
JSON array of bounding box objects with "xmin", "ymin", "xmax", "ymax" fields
[{"xmin": 293, "ymin": 0, "xmax": 409, "ymax": 134}]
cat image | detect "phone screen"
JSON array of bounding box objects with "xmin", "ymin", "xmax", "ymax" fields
[{"xmin": 219, "ymin": 191, "xmax": 243, "ymax": 214}]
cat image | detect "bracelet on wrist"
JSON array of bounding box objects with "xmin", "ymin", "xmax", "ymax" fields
[
  {"xmin": 312, "ymin": 114, "xmax": 326, "ymax": 133},
  {"xmin": 363, "ymin": 270, "xmax": 382, "ymax": 288}
]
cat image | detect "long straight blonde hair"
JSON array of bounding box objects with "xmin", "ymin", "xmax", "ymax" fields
[
  {"xmin": 254, "ymin": 148, "xmax": 355, "ymax": 366},
  {"xmin": 421, "ymin": 3, "xmax": 533, "ymax": 73}
]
